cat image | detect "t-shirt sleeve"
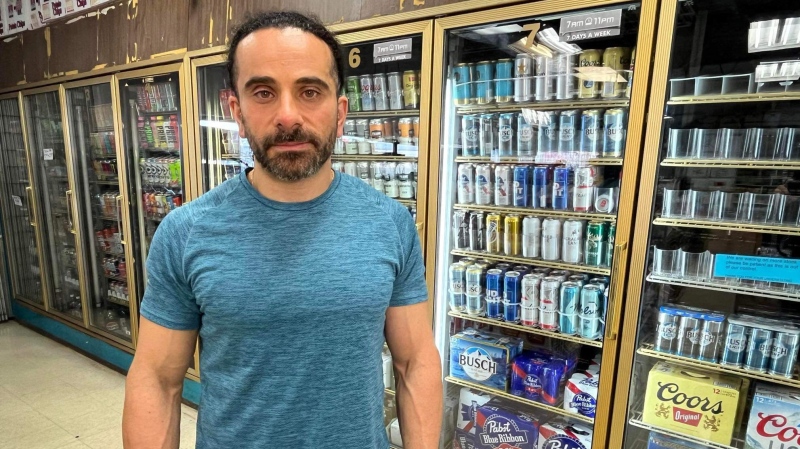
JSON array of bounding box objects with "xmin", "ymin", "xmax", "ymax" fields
[
  {"xmin": 139, "ymin": 211, "xmax": 201, "ymax": 330},
  {"xmin": 390, "ymin": 207, "xmax": 428, "ymax": 307}
]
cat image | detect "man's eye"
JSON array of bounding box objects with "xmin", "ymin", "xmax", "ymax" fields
[
  {"xmin": 255, "ymin": 91, "xmax": 272, "ymax": 99},
  {"xmin": 303, "ymin": 90, "xmax": 320, "ymax": 99}
]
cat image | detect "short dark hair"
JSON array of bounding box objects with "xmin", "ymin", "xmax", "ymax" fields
[{"xmin": 227, "ymin": 11, "xmax": 344, "ymax": 95}]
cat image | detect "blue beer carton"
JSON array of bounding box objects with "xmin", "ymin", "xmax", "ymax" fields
[
  {"xmin": 475, "ymin": 400, "xmax": 540, "ymax": 449},
  {"xmin": 450, "ymin": 328, "xmax": 524, "ymax": 391}
]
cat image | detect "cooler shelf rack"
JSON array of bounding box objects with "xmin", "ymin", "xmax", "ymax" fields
[
  {"xmin": 395, "ymin": 199, "xmax": 417, "ymax": 207},
  {"xmin": 455, "ymin": 99, "xmax": 630, "ymax": 114},
  {"xmin": 637, "ymin": 343, "xmax": 800, "ymax": 389},
  {"xmin": 345, "ymin": 110, "xmax": 420, "ymax": 119},
  {"xmin": 105, "ymin": 296, "xmax": 129, "ymax": 307},
  {"xmin": 653, "ymin": 217, "xmax": 800, "ymax": 236},
  {"xmin": 332, "ymin": 155, "xmax": 417, "ymax": 162},
  {"xmin": 660, "ymin": 158, "xmax": 800, "ymax": 169},
  {"xmin": 667, "ymin": 91, "xmax": 800, "ymax": 105},
  {"xmin": 628, "ymin": 403, "xmax": 744, "ymax": 449},
  {"xmin": 646, "ymin": 274, "xmax": 800, "ymax": 303},
  {"xmin": 454, "ymin": 156, "xmax": 623, "ymax": 166},
  {"xmin": 454, "ymin": 204, "xmax": 617, "ymax": 222},
  {"xmin": 385, "ymin": 388, "xmax": 395, "ymax": 396},
  {"xmin": 444, "ymin": 376, "xmax": 594, "ymax": 424},
  {"xmin": 448, "ymin": 310, "xmax": 603, "ymax": 348},
  {"xmin": 451, "ymin": 249, "xmax": 612, "ymax": 276}
]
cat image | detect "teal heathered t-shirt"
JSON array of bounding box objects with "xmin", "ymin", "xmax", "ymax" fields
[{"xmin": 139, "ymin": 169, "xmax": 428, "ymax": 448}]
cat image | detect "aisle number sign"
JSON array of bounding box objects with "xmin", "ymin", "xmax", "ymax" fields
[
  {"xmin": 714, "ymin": 254, "xmax": 800, "ymax": 284},
  {"xmin": 559, "ymin": 9, "xmax": 622, "ymax": 42}
]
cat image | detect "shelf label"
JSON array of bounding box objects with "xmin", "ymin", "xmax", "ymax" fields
[
  {"xmin": 375, "ymin": 54, "xmax": 412, "ymax": 63},
  {"xmin": 713, "ymin": 254, "xmax": 800, "ymax": 284},
  {"xmin": 561, "ymin": 28, "xmax": 621, "ymax": 42},
  {"xmin": 11, "ymin": 195, "xmax": 22, "ymax": 207},
  {"xmin": 559, "ymin": 9, "xmax": 622, "ymax": 42},
  {"xmin": 43, "ymin": 148, "xmax": 54, "ymax": 161},
  {"xmin": 373, "ymin": 38, "xmax": 412, "ymax": 63}
]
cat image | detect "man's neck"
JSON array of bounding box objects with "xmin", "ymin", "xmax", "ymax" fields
[{"xmin": 248, "ymin": 162, "xmax": 335, "ymax": 203}]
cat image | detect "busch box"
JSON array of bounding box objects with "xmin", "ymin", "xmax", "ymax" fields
[{"xmin": 450, "ymin": 328, "xmax": 524, "ymax": 391}]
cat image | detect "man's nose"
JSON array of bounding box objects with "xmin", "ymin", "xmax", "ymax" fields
[{"xmin": 274, "ymin": 93, "xmax": 303, "ymax": 130}]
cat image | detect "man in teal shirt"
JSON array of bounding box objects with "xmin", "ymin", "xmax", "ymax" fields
[{"xmin": 122, "ymin": 11, "xmax": 443, "ymax": 448}]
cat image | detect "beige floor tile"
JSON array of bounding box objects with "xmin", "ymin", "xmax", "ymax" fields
[
  {"xmin": 0, "ymin": 408, "xmax": 59, "ymax": 443},
  {"xmin": 56, "ymin": 442, "xmax": 90, "ymax": 449},
  {"xmin": 51, "ymin": 406, "xmax": 122, "ymax": 439},
  {"xmin": 77, "ymin": 427, "xmax": 123, "ymax": 449},
  {"xmin": 0, "ymin": 424, "xmax": 79, "ymax": 449}
]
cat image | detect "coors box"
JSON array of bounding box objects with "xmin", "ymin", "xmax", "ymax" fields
[
  {"xmin": 643, "ymin": 362, "xmax": 744, "ymax": 445},
  {"xmin": 745, "ymin": 383, "xmax": 800, "ymax": 449}
]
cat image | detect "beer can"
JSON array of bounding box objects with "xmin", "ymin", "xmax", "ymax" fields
[
  {"xmin": 356, "ymin": 119, "xmax": 372, "ymax": 155},
  {"xmin": 720, "ymin": 322, "xmax": 749, "ymax": 368},
  {"xmin": 517, "ymin": 113, "xmax": 535, "ymax": 157},
  {"xmin": 504, "ymin": 214, "xmax": 521, "ymax": 257},
  {"xmin": 522, "ymin": 216, "xmax": 541, "ymax": 259},
  {"xmin": 333, "ymin": 137, "xmax": 345, "ymax": 155},
  {"xmin": 469, "ymin": 212, "xmax": 485, "ymax": 252},
  {"xmin": 626, "ymin": 47, "xmax": 636, "ymax": 98},
  {"xmin": 580, "ymin": 284, "xmax": 605, "ymax": 340},
  {"xmin": 346, "ymin": 76, "xmax": 362, "ymax": 112},
  {"xmin": 562, "ymin": 219, "xmax": 584, "ymax": 264},
  {"xmin": 382, "ymin": 119, "xmax": 396, "ymax": 143},
  {"xmin": 453, "ymin": 63, "xmax": 475, "ymax": 105},
  {"xmin": 384, "ymin": 162, "xmax": 399, "ymax": 198},
  {"xmin": 603, "ymin": 108, "xmax": 627, "ymax": 157},
  {"xmin": 356, "ymin": 161, "xmax": 371, "ymax": 184},
  {"xmin": 521, "ymin": 274, "xmax": 542, "ymax": 326},
  {"xmin": 344, "ymin": 161, "xmax": 358, "ymax": 177},
  {"xmin": 486, "ymin": 213, "xmax": 503, "ymax": 254},
  {"xmin": 457, "ymin": 163, "xmax": 475, "ymax": 204},
  {"xmin": 466, "ymin": 264, "xmax": 485, "ymax": 317},
  {"xmin": 494, "ymin": 263, "xmax": 511, "ymax": 274},
  {"xmin": 745, "ymin": 327, "xmax": 774, "ymax": 373},
  {"xmin": 585, "ymin": 222, "xmax": 608, "ymax": 267},
  {"xmin": 578, "ymin": 49, "xmax": 603, "ymax": 99},
  {"xmin": 331, "ymin": 161, "xmax": 344, "ymax": 172},
  {"xmin": 397, "ymin": 162, "xmax": 414, "ymax": 199},
  {"xmin": 411, "ymin": 117, "xmax": 420, "ymax": 146},
  {"xmin": 532, "ymin": 166, "xmax": 552, "ymax": 209},
  {"xmin": 552, "ymin": 166, "xmax": 573, "ymax": 211},
  {"xmin": 371, "ymin": 162, "xmax": 385, "ymax": 193},
  {"xmin": 559, "ymin": 281, "xmax": 581, "ymax": 335},
  {"xmin": 344, "ymin": 119, "xmax": 359, "ymax": 154},
  {"xmin": 462, "ymin": 115, "xmax": 480, "ymax": 156},
  {"xmin": 498, "ymin": 113, "xmax": 515, "ymax": 156},
  {"xmin": 369, "ymin": 119, "xmax": 384, "ymax": 141},
  {"xmin": 449, "ymin": 263, "xmax": 467, "ymax": 312},
  {"xmin": 514, "ymin": 54, "xmax": 534, "ymax": 103},
  {"xmin": 676, "ymin": 314, "xmax": 703, "ymax": 359},
  {"xmin": 452, "ymin": 210, "xmax": 469, "ymax": 249},
  {"xmin": 479, "ymin": 114, "xmax": 496, "ymax": 157},
  {"xmin": 549, "ymin": 270, "xmax": 571, "ymax": 282},
  {"xmin": 372, "ymin": 73, "xmax": 389, "ymax": 111},
  {"xmin": 769, "ymin": 329, "xmax": 800, "ymax": 378},
  {"xmin": 534, "ymin": 55, "xmax": 555, "ymax": 101},
  {"xmin": 654, "ymin": 307, "xmax": 681, "ymax": 353},
  {"xmin": 574, "ymin": 166, "xmax": 601, "ymax": 212},
  {"xmin": 512, "ymin": 165, "xmax": 530, "ymax": 207},
  {"xmin": 606, "ymin": 223, "xmax": 616, "ymax": 267},
  {"xmin": 475, "ymin": 61, "xmax": 495, "ymax": 104},
  {"xmin": 512, "ymin": 265, "xmax": 530, "ymax": 276},
  {"xmin": 494, "ymin": 165, "xmax": 511, "ymax": 206},
  {"xmin": 698, "ymin": 317, "xmax": 725, "ymax": 363},
  {"xmin": 475, "ymin": 164, "xmax": 493, "ymax": 205},
  {"xmin": 486, "ymin": 269, "xmax": 504, "ymax": 320},
  {"xmin": 359, "ymin": 74, "xmax": 375, "ymax": 111},
  {"xmin": 538, "ymin": 111, "xmax": 559, "ymax": 153},
  {"xmin": 387, "ymin": 72, "xmax": 404, "ymax": 110},
  {"xmin": 568, "ymin": 274, "xmax": 588, "ymax": 286},
  {"xmin": 503, "ymin": 271, "xmax": 522, "ymax": 323},
  {"xmin": 580, "ymin": 109, "xmax": 603, "ymax": 155},
  {"xmin": 398, "ymin": 118, "xmax": 414, "ymax": 145},
  {"xmin": 495, "ymin": 59, "xmax": 514, "ymax": 104},
  {"xmin": 558, "ymin": 110, "xmax": 580, "ymax": 154},
  {"xmin": 403, "ymin": 70, "xmax": 420, "ymax": 109},
  {"xmin": 540, "ymin": 276, "xmax": 561, "ymax": 331},
  {"xmin": 556, "ymin": 53, "xmax": 577, "ymax": 101},
  {"xmin": 541, "ymin": 218, "xmax": 562, "ymax": 261},
  {"xmin": 601, "ymin": 47, "xmax": 632, "ymax": 98}
]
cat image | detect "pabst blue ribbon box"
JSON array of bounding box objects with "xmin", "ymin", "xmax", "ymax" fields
[
  {"xmin": 537, "ymin": 419, "xmax": 593, "ymax": 449},
  {"xmin": 458, "ymin": 387, "xmax": 493, "ymax": 434},
  {"xmin": 474, "ymin": 400, "xmax": 540, "ymax": 449},
  {"xmin": 745, "ymin": 383, "xmax": 800, "ymax": 449},
  {"xmin": 564, "ymin": 371, "xmax": 598, "ymax": 419},
  {"xmin": 643, "ymin": 361, "xmax": 745, "ymax": 445},
  {"xmin": 450, "ymin": 328, "xmax": 524, "ymax": 391}
]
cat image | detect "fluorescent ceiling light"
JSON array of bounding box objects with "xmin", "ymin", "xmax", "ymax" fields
[{"xmin": 473, "ymin": 24, "xmax": 524, "ymax": 35}]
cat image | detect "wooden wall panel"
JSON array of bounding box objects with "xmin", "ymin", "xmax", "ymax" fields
[
  {"xmin": 96, "ymin": 1, "xmax": 128, "ymax": 70},
  {"xmin": 126, "ymin": 0, "xmax": 190, "ymax": 61},
  {"xmin": 0, "ymin": 36, "xmax": 26, "ymax": 87},
  {"xmin": 187, "ymin": 0, "xmax": 230, "ymax": 50},
  {"xmin": 49, "ymin": 15, "xmax": 97, "ymax": 78},
  {"xmin": 281, "ymin": 0, "xmax": 364, "ymax": 25},
  {"xmin": 21, "ymin": 27, "xmax": 49, "ymax": 84},
  {"xmin": 227, "ymin": 0, "xmax": 285, "ymax": 35}
]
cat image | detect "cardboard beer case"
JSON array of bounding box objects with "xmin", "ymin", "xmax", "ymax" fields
[
  {"xmin": 450, "ymin": 328, "xmax": 524, "ymax": 392},
  {"xmin": 745, "ymin": 383, "xmax": 800, "ymax": 449}
]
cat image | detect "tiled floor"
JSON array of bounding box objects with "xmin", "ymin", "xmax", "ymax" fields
[{"xmin": 0, "ymin": 321, "xmax": 197, "ymax": 449}]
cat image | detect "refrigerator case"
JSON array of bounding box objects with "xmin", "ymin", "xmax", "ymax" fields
[
  {"xmin": 612, "ymin": 1, "xmax": 800, "ymax": 448},
  {"xmin": 0, "ymin": 93, "xmax": 46, "ymax": 307},
  {"xmin": 63, "ymin": 77, "xmax": 136, "ymax": 345},
  {"xmin": 428, "ymin": 1, "xmax": 658, "ymax": 448}
]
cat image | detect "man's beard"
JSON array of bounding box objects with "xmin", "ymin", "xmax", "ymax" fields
[{"xmin": 244, "ymin": 118, "xmax": 337, "ymax": 182}]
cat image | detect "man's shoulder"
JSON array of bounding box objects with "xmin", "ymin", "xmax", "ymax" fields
[
  {"xmin": 159, "ymin": 176, "xmax": 244, "ymax": 235},
  {"xmin": 337, "ymin": 173, "xmax": 411, "ymax": 221}
]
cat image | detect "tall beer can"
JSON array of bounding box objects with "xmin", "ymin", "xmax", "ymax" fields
[
  {"xmin": 585, "ymin": 222, "xmax": 608, "ymax": 267},
  {"xmin": 457, "ymin": 163, "xmax": 475, "ymax": 204},
  {"xmin": 558, "ymin": 110, "xmax": 580, "ymax": 154},
  {"xmin": 552, "ymin": 166, "xmax": 573, "ymax": 211},
  {"xmin": 556, "ymin": 53, "xmax": 578, "ymax": 100},
  {"xmin": 344, "ymin": 119, "xmax": 359, "ymax": 154},
  {"xmin": 498, "ymin": 113, "xmax": 515, "ymax": 156},
  {"xmin": 465, "ymin": 264, "xmax": 485, "ymax": 316},
  {"xmin": 331, "ymin": 161, "xmax": 344, "ymax": 172},
  {"xmin": 517, "ymin": 113, "xmax": 535, "ymax": 157},
  {"xmin": 344, "ymin": 161, "xmax": 357, "ymax": 177},
  {"xmin": 359, "ymin": 74, "xmax": 375, "ymax": 111},
  {"xmin": 452, "ymin": 210, "xmax": 470, "ymax": 249},
  {"xmin": 345, "ymin": 76, "xmax": 362, "ymax": 112},
  {"xmin": 512, "ymin": 165, "xmax": 530, "ymax": 207},
  {"xmin": 769, "ymin": 330, "xmax": 800, "ymax": 378},
  {"xmin": 540, "ymin": 276, "xmax": 561, "ymax": 331},
  {"xmin": 532, "ymin": 166, "xmax": 552, "ymax": 209},
  {"xmin": 514, "ymin": 54, "xmax": 534, "ymax": 103},
  {"xmin": 357, "ymin": 162, "xmax": 371, "ymax": 185},
  {"xmin": 485, "ymin": 269, "xmax": 504, "ymax": 320},
  {"xmin": 541, "ymin": 218, "xmax": 562, "ymax": 261},
  {"xmin": 494, "ymin": 165, "xmax": 511, "ymax": 206},
  {"xmin": 333, "ymin": 137, "xmax": 345, "ymax": 155},
  {"xmin": 522, "ymin": 216, "xmax": 541, "ymax": 259},
  {"xmin": 397, "ymin": 162, "xmax": 414, "ymax": 199},
  {"xmin": 535, "ymin": 55, "xmax": 555, "ymax": 101},
  {"xmin": 480, "ymin": 114, "xmax": 496, "ymax": 157},
  {"xmin": 372, "ymin": 73, "xmax": 389, "ymax": 111},
  {"xmin": 475, "ymin": 164, "xmax": 493, "ymax": 205},
  {"xmin": 580, "ymin": 284, "xmax": 605, "ymax": 340},
  {"xmin": 603, "ymin": 108, "xmax": 627, "ymax": 157},
  {"xmin": 475, "ymin": 61, "xmax": 495, "ymax": 104},
  {"xmin": 538, "ymin": 111, "xmax": 559, "ymax": 153},
  {"xmin": 384, "ymin": 162, "xmax": 399, "ymax": 198},
  {"xmin": 580, "ymin": 109, "xmax": 603, "ymax": 155},
  {"xmin": 559, "ymin": 282, "xmax": 581, "ymax": 335},
  {"xmin": 503, "ymin": 271, "xmax": 522, "ymax": 323},
  {"xmin": 453, "ymin": 63, "xmax": 475, "ymax": 106},
  {"xmin": 745, "ymin": 327, "xmax": 774, "ymax": 373},
  {"xmin": 495, "ymin": 59, "xmax": 514, "ymax": 104},
  {"xmin": 562, "ymin": 219, "xmax": 584, "ymax": 264},
  {"xmin": 449, "ymin": 262, "xmax": 467, "ymax": 312},
  {"xmin": 601, "ymin": 47, "xmax": 632, "ymax": 98},
  {"xmin": 654, "ymin": 307, "xmax": 680, "ymax": 353},
  {"xmin": 676, "ymin": 313, "xmax": 703, "ymax": 359},
  {"xmin": 698, "ymin": 317, "xmax": 725, "ymax": 363},
  {"xmin": 504, "ymin": 214, "xmax": 521, "ymax": 257},
  {"xmin": 578, "ymin": 49, "xmax": 603, "ymax": 99},
  {"xmin": 486, "ymin": 213, "xmax": 503, "ymax": 254},
  {"xmin": 371, "ymin": 162, "xmax": 385, "ymax": 193},
  {"xmin": 469, "ymin": 212, "xmax": 485, "ymax": 252},
  {"xmin": 606, "ymin": 223, "xmax": 616, "ymax": 267},
  {"xmin": 387, "ymin": 72, "xmax": 404, "ymax": 110},
  {"xmin": 574, "ymin": 166, "xmax": 601, "ymax": 212},
  {"xmin": 403, "ymin": 70, "xmax": 420, "ymax": 109},
  {"xmin": 720, "ymin": 322, "xmax": 749, "ymax": 368},
  {"xmin": 462, "ymin": 115, "xmax": 480, "ymax": 156},
  {"xmin": 521, "ymin": 274, "xmax": 542, "ymax": 326}
]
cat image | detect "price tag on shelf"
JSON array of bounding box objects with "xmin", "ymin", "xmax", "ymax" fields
[
  {"xmin": 11, "ymin": 195, "xmax": 22, "ymax": 207},
  {"xmin": 43, "ymin": 148, "xmax": 53, "ymax": 160}
]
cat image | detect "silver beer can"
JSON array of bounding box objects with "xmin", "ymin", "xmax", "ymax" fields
[
  {"xmin": 370, "ymin": 162, "xmax": 385, "ymax": 193},
  {"xmin": 522, "ymin": 216, "xmax": 541, "ymax": 258},
  {"xmin": 387, "ymin": 72, "xmax": 404, "ymax": 110},
  {"xmin": 561, "ymin": 219, "xmax": 584, "ymax": 264},
  {"xmin": 357, "ymin": 162, "xmax": 371, "ymax": 185},
  {"xmin": 397, "ymin": 162, "xmax": 415, "ymax": 199},
  {"xmin": 383, "ymin": 162, "xmax": 399, "ymax": 198},
  {"xmin": 556, "ymin": 53, "xmax": 577, "ymax": 100},
  {"xmin": 479, "ymin": 114, "xmax": 496, "ymax": 157},
  {"xmin": 514, "ymin": 54, "xmax": 534, "ymax": 103},
  {"xmin": 535, "ymin": 55, "xmax": 555, "ymax": 101},
  {"xmin": 372, "ymin": 73, "xmax": 389, "ymax": 111},
  {"xmin": 344, "ymin": 162, "xmax": 357, "ymax": 177},
  {"xmin": 494, "ymin": 165, "xmax": 511, "ymax": 206},
  {"xmin": 541, "ymin": 218, "xmax": 562, "ymax": 261},
  {"xmin": 457, "ymin": 163, "xmax": 475, "ymax": 204},
  {"xmin": 475, "ymin": 164, "xmax": 494, "ymax": 205}
]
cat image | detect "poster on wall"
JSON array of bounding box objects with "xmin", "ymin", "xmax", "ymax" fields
[
  {"xmin": 0, "ymin": 3, "xmax": 6, "ymax": 36},
  {"xmin": 4, "ymin": 0, "xmax": 30, "ymax": 35},
  {"xmin": 29, "ymin": 0, "xmax": 44, "ymax": 29}
]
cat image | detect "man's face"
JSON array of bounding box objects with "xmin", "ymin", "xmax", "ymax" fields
[{"xmin": 229, "ymin": 27, "xmax": 347, "ymax": 182}]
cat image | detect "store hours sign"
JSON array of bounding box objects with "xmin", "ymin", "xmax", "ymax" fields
[{"xmin": 559, "ymin": 9, "xmax": 622, "ymax": 42}]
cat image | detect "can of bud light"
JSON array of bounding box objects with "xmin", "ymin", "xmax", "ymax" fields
[
  {"xmin": 469, "ymin": 212, "xmax": 485, "ymax": 252},
  {"xmin": 559, "ymin": 281, "xmax": 581, "ymax": 335},
  {"xmin": 541, "ymin": 218, "xmax": 562, "ymax": 261},
  {"xmin": 603, "ymin": 108, "xmax": 627, "ymax": 157},
  {"xmin": 503, "ymin": 271, "xmax": 522, "ymax": 323},
  {"xmin": 580, "ymin": 109, "xmax": 603, "ymax": 155},
  {"xmin": 485, "ymin": 269, "xmax": 504, "ymax": 320},
  {"xmin": 522, "ymin": 216, "xmax": 541, "ymax": 259},
  {"xmin": 457, "ymin": 164, "xmax": 475, "ymax": 204},
  {"xmin": 494, "ymin": 165, "xmax": 511, "ymax": 206},
  {"xmin": 552, "ymin": 166, "xmax": 573, "ymax": 211},
  {"xmin": 475, "ymin": 164, "xmax": 493, "ymax": 205},
  {"xmin": 540, "ymin": 276, "xmax": 561, "ymax": 331},
  {"xmin": 449, "ymin": 263, "xmax": 467, "ymax": 312},
  {"xmin": 521, "ymin": 274, "xmax": 542, "ymax": 327},
  {"xmin": 513, "ymin": 165, "xmax": 530, "ymax": 207}
]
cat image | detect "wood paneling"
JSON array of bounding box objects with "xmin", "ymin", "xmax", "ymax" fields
[
  {"xmin": 21, "ymin": 27, "xmax": 49, "ymax": 84},
  {"xmin": 126, "ymin": 0, "xmax": 190, "ymax": 61},
  {"xmin": 282, "ymin": 0, "xmax": 363, "ymax": 25},
  {"xmin": 49, "ymin": 14, "xmax": 97, "ymax": 77},
  {"xmin": 227, "ymin": 0, "xmax": 284, "ymax": 35},
  {"xmin": 0, "ymin": 35, "xmax": 26, "ymax": 87},
  {"xmin": 187, "ymin": 0, "xmax": 230, "ymax": 50},
  {"xmin": 96, "ymin": 1, "xmax": 128, "ymax": 69}
]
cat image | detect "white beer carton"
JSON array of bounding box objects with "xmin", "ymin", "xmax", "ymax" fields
[{"xmin": 746, "ymin": 383, "xmax": 800, "ymax": 449}]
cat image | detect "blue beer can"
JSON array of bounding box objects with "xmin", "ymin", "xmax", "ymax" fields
[
  {"xmin": 475, "ymin": 61, "xmax": 495, "ymax": 105},
  {"xmin": 453, "ymin": 63, "xmax": 475, "ymax": 105},
  {"xmin": 558, "ymin": 110, "xmax": 580, "ymax": 154},
  {"xmin": 494, "ymin": 263, "xmax": 512, "ymax": 275},
  {"xmin": 503, "ymin": 271, "xmax": 522, "ymax": 323},
  {"xmin": 552, "ymin": 166, "xmax": 573, "ymax": 211},
  {"xmin": 461, "ymin": 115, "xmax": 480, "ymax": 156},
  {"xmin": 538, "ymin": 111, "xmax": 559, "ymax": 153},
  {"xmin": 769, "ymin": 327, "xmax": 800, "ymax": 378},
  {"xmin": 512, "ymin": 265, "xmax": 530, "ymax": 276},
  {"xmin": 517, "ymin": 113, "xmax": 535, "ymax": 157},
  {"xmin": 532, "ymin": 166, "xmax": 552, "ymax": 209},
  {"xmin": 559, "ymin": 281, "xmax": 581, "ymax": 335},
  {"xmin": 579, "ymin": 284, "xmax": 604, "ymax": 340},
  {"xmin": 720, "ymin": 321, "xmax": 749, "ymax": 368},
  {"xmin": 495, "ymin": 59, "xmax": 514, "ymax": 104},
  {"xmin": 485, "ymin": 269, "xmax": 504, "ymax": 320},
  {"xmin": 745, "ymin": 327, "xmax": 774, "ymax": 373},
  {"xmin": 513, "ymin": 165, "xmax": 530, "ymax": 207}
]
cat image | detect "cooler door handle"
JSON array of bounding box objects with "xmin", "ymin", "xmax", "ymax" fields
[
  {"xmin": 415, "ymin": 222, "xmax": 424, "ymax": 240},
  {"xmin": 66, "ymin": 190, "xmax": 76, "ymax": 234},
  {"xmin": 26, "ymin": 187, "xmax": 36, "ymax": 227},
  {"xmin": 116, "ymin": 195, "xmax": 126, "ymax": 246},
  {"xmin": 605, "ymin": 241, "xmax": 628, "ymax": 341}
]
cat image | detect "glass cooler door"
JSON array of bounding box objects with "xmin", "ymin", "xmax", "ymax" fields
[
  {"xmin": 23, "ymin": 89, "xmax": 84, "ymax": 323},
  {"xmin": 429, "ymin": 2, "xmax": 656, "ymax": 448},
  {"xmin": 65, "ymin": 80, "xmax": 134, "ymax": 344},
  {"xmin": 0, "ymin": 95, "xmax": 45, "ymax": 306},
  {"xmin": 615, "ymin": 1, "xmax": 800, "ymax": 448}
]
